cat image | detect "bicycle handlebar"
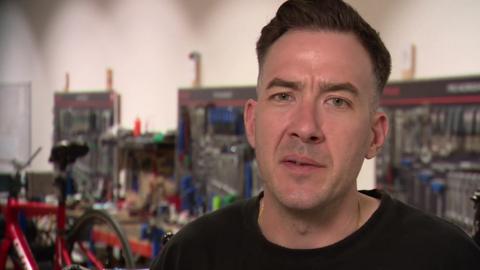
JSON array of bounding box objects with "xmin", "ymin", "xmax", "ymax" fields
[{"xmin": 0, "ymin": 147, "xmax": 42, "ymax": 173}]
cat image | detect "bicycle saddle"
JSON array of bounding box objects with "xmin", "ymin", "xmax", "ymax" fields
[{"xmin": 49, "ymin": 140, "xmax": 89, "ymax": 171}]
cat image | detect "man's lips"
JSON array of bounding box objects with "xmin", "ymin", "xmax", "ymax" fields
[{"xmin": 280, "ymin": 155, "xmax": 324, "ymax": 167}]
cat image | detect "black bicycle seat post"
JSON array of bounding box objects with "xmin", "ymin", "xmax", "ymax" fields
[{"xmin": 49, "ymin": 140, "xmax": 89, "ymax": 204}]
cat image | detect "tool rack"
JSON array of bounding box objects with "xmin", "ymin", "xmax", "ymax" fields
[
  {"xmin": 53, "ymin": 91, "xmax": 121, "ymax": 202},
  {"xmin": 175, "ymin": 87, "xmax": 260, "ymax": 215},
  {"xmin": 376, "ymin": 75, "xmax": 480, "ymax": 233}
]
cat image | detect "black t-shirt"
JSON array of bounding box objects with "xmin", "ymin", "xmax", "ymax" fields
[{"xmin": 150, "ymin": 190, "xmax": 480, "ymax": 269}]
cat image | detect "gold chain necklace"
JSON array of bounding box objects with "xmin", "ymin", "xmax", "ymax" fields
[{"xmin": 258, "ymin": 198, "xmax": 265, "ymax": 222}]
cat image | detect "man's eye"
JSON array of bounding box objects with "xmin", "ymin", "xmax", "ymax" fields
[
  {"xmin": 272, "ymin": 93, "xmax": 293, "ymax": 102},
  {"xmin": 327, "ymin": 97, "xmax": 349, "ymax": 108}
]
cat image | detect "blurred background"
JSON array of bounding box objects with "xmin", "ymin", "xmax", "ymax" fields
[
  {"xmin": 1, "ymin": 0, "xmax": 480, "ymax": 268},
  {"xmin": 1, "ymin": 0, "xmax": 478, "ymax": 175}
]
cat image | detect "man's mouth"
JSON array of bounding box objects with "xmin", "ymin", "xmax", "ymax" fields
[{"xmin": 281, "ymin": 155, "xmax": 323, "ymax": 167}]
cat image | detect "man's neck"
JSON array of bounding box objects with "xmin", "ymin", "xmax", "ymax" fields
[{"xmin": 258, "ymin": 191, "xmax": 379, "ymax": 249}]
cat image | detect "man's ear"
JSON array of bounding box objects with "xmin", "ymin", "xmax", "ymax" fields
[
  {"xmin": 366, "ymin": 111, "xmax": 388, "ymax": 159},
  {"xmin": 244, "ymin": 99, "xmax": 257, "ymax": 148}
]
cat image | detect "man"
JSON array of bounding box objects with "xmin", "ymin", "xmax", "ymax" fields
[{"xmin": 151, "ymin": 0, "xmax": 480, "ymax": 269}]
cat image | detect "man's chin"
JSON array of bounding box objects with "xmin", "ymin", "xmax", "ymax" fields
[{"xmin": 277, "ymin": 193, "xmax": 326, "ymax": 212}]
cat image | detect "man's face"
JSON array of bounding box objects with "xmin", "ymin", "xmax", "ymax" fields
[{"xmin": 244, "ymin": 30, "xmax": 388, "ymax": 211}]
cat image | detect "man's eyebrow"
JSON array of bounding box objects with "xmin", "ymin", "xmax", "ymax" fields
[
  {"xmin": 320, "ymin": 82, "xmax": 359, "ymax": 96},
  {"xmin": 265, "ymin": 78, "xmax": 359, "ymax": 96},
  {"xmin": 266, "ymin": 78, "xmax": 302, "ymax": 91}
]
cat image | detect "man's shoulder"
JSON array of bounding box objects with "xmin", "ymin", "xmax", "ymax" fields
[
  {"xmin": 372, "ymin": 190, "xmax": 468, "ymax": 238},
  {"xmin": 376, "ymin": 191, "xmax": 480, "ymax": 261},
  {"xmin": 150, "ymin": 198, "xmax": 256, "ymax": 269},
  {"xmin": 361, "ymin": 190, "xmax": 480, "ymax": 268},
  {"xmin": 167, "ymin": 197, "xmax": 254, "ymax": 247},
  {"xmin": 389, "ymin": 195, "xmax": 469, "ymax": 238},
  {"xmin": 365, "ymin": 189, "xmax": 470, "ymax": 236}
]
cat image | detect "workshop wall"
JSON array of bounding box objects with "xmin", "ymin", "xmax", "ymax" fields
[{"xmin": 1, "ymin": 0, "xmax": 480, "ymax": 191}]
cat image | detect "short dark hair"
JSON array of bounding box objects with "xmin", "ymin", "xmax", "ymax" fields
[{"xmin": 256, "ymin": 0, "xmax": 391, "ymax": 94}]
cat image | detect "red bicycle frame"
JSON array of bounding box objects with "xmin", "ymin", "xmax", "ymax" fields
[
  {"xmin": 0, "ymin": 143, "xmax": 106, "ymax": 270},
  {"xmin": 0, "ymin": 193, "xmax": 104, "ymax": 270},
  {"xmin": 0, "ymin": 198, "xmax": 40, "ymax": 270}
]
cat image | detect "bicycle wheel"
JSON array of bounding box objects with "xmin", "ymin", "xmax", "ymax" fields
[{"xmin": 66, "ymin": 209, "xmax": 135, "ymax": 269}]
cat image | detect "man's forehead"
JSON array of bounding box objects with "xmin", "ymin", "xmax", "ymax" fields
[{"xmin": 257, "ymin": 30, "xmax": 376, "ymax": 94}]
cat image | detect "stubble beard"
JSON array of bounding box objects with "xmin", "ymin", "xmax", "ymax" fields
[{"xmin": 257, "ymin": 138, "xmax": 336, "ymax": 212}]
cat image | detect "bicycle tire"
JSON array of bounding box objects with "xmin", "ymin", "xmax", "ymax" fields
[{"xmin": 66, "ymin": 209, "xmax": 135, "ymax": 269}]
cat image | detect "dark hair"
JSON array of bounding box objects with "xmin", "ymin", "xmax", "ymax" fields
[{"xmin": 256, "ymin": 0, "xmax": 391, "ymax": 94}]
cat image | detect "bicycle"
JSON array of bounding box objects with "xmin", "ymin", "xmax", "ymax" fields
[{"xmin": 0, "ymin": 141, "xmax": 135, "ymax": 270}]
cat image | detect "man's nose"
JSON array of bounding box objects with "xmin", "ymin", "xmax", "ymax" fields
[{"xmin": 288, "ymin": 100, "xmax": 324, "ymax": 144}]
